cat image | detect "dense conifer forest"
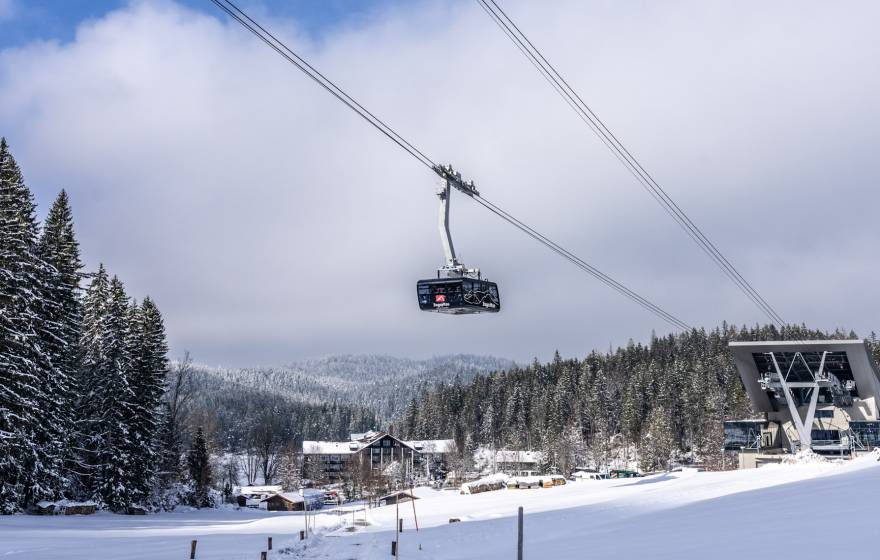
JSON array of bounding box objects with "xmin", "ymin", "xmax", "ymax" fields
[
  {"xmin": 393, "ymin": 325, "xmax": 880, "ymax": 473},
  {"xmin": 0, "ymin": 138, "xmax": 171, "ymax": 513}
]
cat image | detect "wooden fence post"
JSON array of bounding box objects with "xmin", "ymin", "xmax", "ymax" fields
[
  {"xmin": 260, "ymin": 552, "xmax": 267, "ymax": 560},
  {"xmin": 399, "ymin": 518, "xmax": 403, "ymax": 532},
  {"xmin": 300, "ymin": 530, "xmax": 305, "ymax": 540},
  {"xmin": 268, "ymin": 537, "xmax": 272, "ymax": 550},
  {"xmin": 391, "ymin": 541, "xmax": 397, "ymax": 556},
  {"xmin": 517, "ymin": 506, "xmax": 523, "ymax": 560},
  {"xmin": 190, "ymin": 539, "xmax": 197, "ymax": 559}
]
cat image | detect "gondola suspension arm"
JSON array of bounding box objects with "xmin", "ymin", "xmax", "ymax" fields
[{"xmin": 433, "ymin": 164, "xmax": 480, "ymax": 279}]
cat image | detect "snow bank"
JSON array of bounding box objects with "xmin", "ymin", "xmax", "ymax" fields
[
  {"xmin": 781, "ymin": 450, "xmax": 828, "ymax": 464},
  {"xmin": 5, "ymin": 457, "xmax": 880, "ymax": 559}
]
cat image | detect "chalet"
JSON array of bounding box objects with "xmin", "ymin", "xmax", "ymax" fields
[
  {"xmin": 260, "ymin": 490, "xmax": 324, "ymax": 512},
  {"xmin": 302, "ymin": 431, "xmax": 454, "ymax": 483},
  {"xmin": 234, "ymin": 485, "xmax": 282, "ymax": 508}
]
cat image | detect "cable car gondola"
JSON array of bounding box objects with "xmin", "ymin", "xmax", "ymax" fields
[
  {"xmin": 417, "ymin": 165, "xmax": 500, "ymax": 315},
  {"xmin": 417, "ymin": 276, "xmax": 500, "ymax": 314}
]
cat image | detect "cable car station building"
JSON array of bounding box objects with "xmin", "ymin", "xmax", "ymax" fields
[{"xmin": 726, "ymin": 340, "xmax": 880, "ymax": 468}]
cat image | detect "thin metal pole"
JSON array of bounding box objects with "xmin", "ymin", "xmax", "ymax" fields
[
  {"xmin": 395, "ymin": 498, "xmax": 400, "ymax": 558},
  {"xmin": 517, "ymin": 506, "xmax": 523, "ymax": 560},
  {"xmin": 411, "ymin": 485, "xmax": 419, "ymax": 531}
]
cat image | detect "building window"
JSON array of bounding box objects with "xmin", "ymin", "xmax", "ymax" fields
[
  {"xmin": 850, "ymin": 422, "xmax": 880, "ymax": 447},
  {"xmin": 810, "ymin": 429, "xmax": 840, "ymax": 442},
  {"xmin": 723, "ymin": 421, "xmax": 766, "ymax": 449},
  {"xmin": 815, "ymin": 409, "xmax": 834, "ymax": 419}
]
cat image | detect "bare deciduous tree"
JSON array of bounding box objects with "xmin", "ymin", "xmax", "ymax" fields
[
  {"xmin": 239, "ymin": 446, "xmax": 260, "ymax": 486},
  {"xmin": 160, "ymin": 352, "xmax": 196, "ymax": 482},
  {"xmin": 250, "ymin": 410, "xmax": 286, "ymax": 485}
]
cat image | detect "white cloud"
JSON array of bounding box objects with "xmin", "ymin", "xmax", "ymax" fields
[{"xmin": 1, "ymin": 1, "xmax": 879, "ymax": 365}]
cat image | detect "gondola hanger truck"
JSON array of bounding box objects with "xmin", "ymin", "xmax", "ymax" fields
[{"xmin": 416, "ymin": 165, "xmax": 500, "ymax": 314}]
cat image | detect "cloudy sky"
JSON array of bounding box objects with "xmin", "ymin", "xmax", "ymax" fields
[{"xmin": 1, "ymin": 0, "xmax": 878, "ymax": 366}]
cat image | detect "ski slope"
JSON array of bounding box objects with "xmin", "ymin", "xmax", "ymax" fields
[{"xmin": 1, "ymin": 454, "xmax": 877, "ymax": 560}]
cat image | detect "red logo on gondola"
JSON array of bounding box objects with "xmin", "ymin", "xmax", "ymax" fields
[{"xmin": 435, "ymin": 294, "xmax": 446, "ymax": 303}]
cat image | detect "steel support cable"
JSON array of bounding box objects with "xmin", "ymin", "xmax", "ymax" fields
[
  {"xmin": 209, "ymin": 0, "xmax": 691, "ymax": 331},
  {"xmin": 472, "ymin": 195, "xmax": 691, "ymax": 330},
  {"xmin": 481, "ymin": 0, "xmax": 785, "ymax": 327},
  {"xmin": 210, "ymin": 0, "xmax": 435, "ymax": 170},
  {"xmin": 477, "ymin": 0, "xmax": 786, "ymax": 328}
]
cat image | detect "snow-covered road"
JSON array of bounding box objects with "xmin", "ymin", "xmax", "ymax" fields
[{"xmin": 2, "ymin": 454, "xmax": 878, "ymax": 560}]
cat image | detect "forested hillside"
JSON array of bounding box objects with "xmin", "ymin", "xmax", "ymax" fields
[
  {"xmin": 183, "ymin": 363, "xmax": 379, "ymax": 452},
  {"xmin": 394, "ymin": 324, "xmax": 880, "ymax": 473},
  {"xmin": 190, "ymin": 354, "xmax": 515, "ymax": 427}
]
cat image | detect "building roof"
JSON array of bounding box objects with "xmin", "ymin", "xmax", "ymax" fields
[
  {"xmin": 350, "ymin": 430, "xmax": 382, "ymax": 441},
  {"xmin": 303, "ymin": 433, "xmax": 454, "ymax": 455},
  {"xmin": 260, "ymin": 489, "xmax": 324, "ymax": 503},
  {"xmin": 405, "ymin": 439, "xmax": 454, "ymax": 452},
  {"xmin": 729, "ymin": 339, "xmax": 880, "ymax": 413},
  {"xmin": 234, "ymin": 485, "xmax": 282, "ymax": 495},
  {"xmin": 302, "ymin": 441, "xmax": 361, "ymax": 455},
  {"xmin": 377, "ymin": 490, "xmax": 418, "ymax": 502}
]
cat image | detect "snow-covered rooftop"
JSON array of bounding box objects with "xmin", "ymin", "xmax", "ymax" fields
[
  {"xmin": 405, "ymin": 439, "xmax": 455, "ymax": 452},
  {"xmin": 302, "ymin": 440, "xmax": 362, "ymax": 455},
  {"xmin": 260, "ymin": 489, "xmax": 324, "ymax": 503},
  {"xmin": 233, "ymin": 485, "xmax": 282, "ymax": 495},
  {"xmin": 303, "ymin": 434, "xmax": 454, "ymax": 455}
]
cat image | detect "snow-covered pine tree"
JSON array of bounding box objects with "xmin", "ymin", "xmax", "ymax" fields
[
  {"xmin": 80, "ymin": 273, "xmax": 140, "ymax": 510},
  {"xmin": 187, "ymin": 427, "xmax": 213, "ymax": 507},
  {"xmin": 0, "ymin": 138, "xmax": 56, "ymax": 512},
  {"xmin": 98, "ymin": 276, "xmax": 140, "ymax": 510},
  {"xmin": 36, "ymin": 189, "xmax": 83, "ymax": 499},
  {"xmin": 503, "ymin": 385, "xmax": 526, "ymax": 448},
  {"xmin": 128, "ymin": 296, "xmax": 169, "ymax": 504},
  {"xmin": 76, "ymin": 264, "xmax": 110, "ymax": 499},
  {"xmin": 639, "ymin": 404, "xmax": 675, "ymax": 472}
]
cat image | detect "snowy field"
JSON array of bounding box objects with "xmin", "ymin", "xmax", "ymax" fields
[{"xmin": 2, "ymin": 454, "xmax": 878, "ymax": 560}]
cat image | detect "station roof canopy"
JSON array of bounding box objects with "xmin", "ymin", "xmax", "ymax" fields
[{"xmin": 729, "ymin": 339, "xmax": 880, "ymax": 412}]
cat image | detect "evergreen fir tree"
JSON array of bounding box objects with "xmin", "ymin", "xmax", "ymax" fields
[
  {"xmin": 74, "ymin": 264, "xmax": 110, "ymax": 500},
  {"xmin": 187, "ymin": 427, "xmax": 213, "ymax": 508},
  {"xmin": 36, "ymin": 189, "xmax": 83, "ymax": 499},
  {"xmin": 92, "ymin": 275, "xmax": 139, "ymax": 510},
  {"xmin": 127, "ymin": 296, "xmax": 169, "ymax": 504},
  {"xmin": 639, "ymin": 405, "xmax": 675, "ymax": 471},
  {"xmin": 0, "ymin": 137, "xmax": 55, "ymax": 511}
]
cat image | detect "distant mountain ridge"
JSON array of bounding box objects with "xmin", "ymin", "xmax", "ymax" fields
[{"xmin": 191, "ymin": 354, "xmax": 517, "ymax": 424}]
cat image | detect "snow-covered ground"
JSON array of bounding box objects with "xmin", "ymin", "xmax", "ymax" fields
[{"xmin": 2, "ymin": 454, "xmax": 878, "ymax": 560}]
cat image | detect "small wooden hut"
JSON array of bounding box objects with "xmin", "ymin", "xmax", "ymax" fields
[
  {"xmin": 377, "ymin": 490, "xmax": 418, "ymax": 507},
  {"xmin": 260, "ymin": 490, "xmax": 324, "ymax": 512}
]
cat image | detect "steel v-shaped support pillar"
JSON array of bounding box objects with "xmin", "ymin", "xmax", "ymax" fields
[{"xmin": 767, "ymin": 352, "xmax": 828, "ymax": 450}]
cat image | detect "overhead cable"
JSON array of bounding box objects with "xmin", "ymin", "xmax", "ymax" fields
[
  {"xmin": 476, "ymin": 0, "xmax": 786, "ymax": 328},
  {"xmin": 472, "ymin": 195, "xmax": 691, "ymax": 330},
  {"xmin": 210, "ymin": 0, "xmax": 435, "ymax": 170},
  {"xmin": 209, "ymin": 0, "xmax": 691, "ymax": 331}
]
